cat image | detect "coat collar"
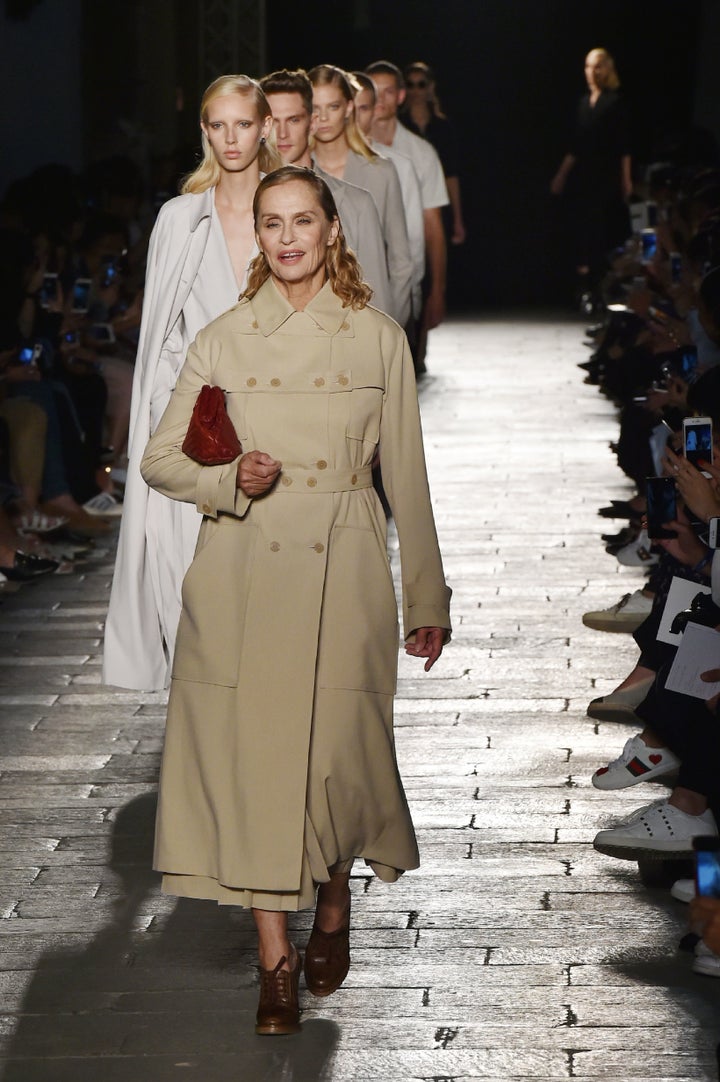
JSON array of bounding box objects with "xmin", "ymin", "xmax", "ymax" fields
[
  {"xmin": 251, "ymin": 278, "xmax": 351, "ymax": 336},
  {"xmin": 188, "ymin": 187, "xmax": 215, "ymax": 233}
]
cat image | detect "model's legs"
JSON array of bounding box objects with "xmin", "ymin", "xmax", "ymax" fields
[
  {"xmin": 314, "ymin": 868, "xmax": 351, "ymax": 931},
  {"xmin": 252, "ymin": 908, "xmax": 293, "ymax": 970},
  {"xmin": 305, "ymin": 867, "xmax": 352, "ymax": 998}
]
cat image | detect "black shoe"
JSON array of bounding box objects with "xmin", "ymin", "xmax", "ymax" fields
[{"xmin": 0, "ymin": 551, "xmax": 59, "ymax": 581}]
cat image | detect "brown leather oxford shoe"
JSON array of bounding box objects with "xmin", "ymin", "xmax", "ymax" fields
[
  {"xmin": 255, "ymin": 946, "xmax": 302, "ymax": 1035},
  {"xmin": 304, "ymin": 902, "xmax": 351, "ymax": 997}
]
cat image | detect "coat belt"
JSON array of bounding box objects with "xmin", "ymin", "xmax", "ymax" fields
[{"xmin": 276, "ymin": 466, "xmax": 373, "ymax": 493}]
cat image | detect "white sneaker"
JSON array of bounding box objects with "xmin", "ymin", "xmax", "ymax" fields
[
  {"xmin": 593, "ymin": 801, "xmax": 718, "ymax": 860},
  {"xmin": 670, "ymin": 878, "xmax": 695, "ymax": 903},
  {"xmin": 615, "ymin": 529, "xmax": 660, "ymax": 567},
  {"xmin": 591, "ymin": 735, "xmax": 680, "ymax": 790},
  {"xmin": 582, "ymin": 589, "xmax": 653, "ymax": 632},
  {"xmin": 693, "ymin": 940, "xmax": 720, "ymax": 977},
  {"xmin": 83, "ymin": 492, "xmax": 123, "ymax": 517},
  {"xmin": 587, "ymin": 675, "xmax": 654, "ymax": 721}
]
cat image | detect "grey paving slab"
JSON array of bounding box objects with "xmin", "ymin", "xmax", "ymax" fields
[{"xmin": 0, "ymin": 313, "xmax": 718, "ymax": 1082}]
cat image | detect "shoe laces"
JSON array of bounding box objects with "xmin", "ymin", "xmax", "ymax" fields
[
  {"xmin": 613, "ymin": 593, "xmax": 632, "ymax": 612},
  {"xmin": 259, "ymin": 952, "xmax": 294, "ymax": 1007}
]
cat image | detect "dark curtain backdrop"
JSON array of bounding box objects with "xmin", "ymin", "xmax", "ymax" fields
[{"xmin": 267, "ymin": 0, "xmax": 706, "ymax": 307}]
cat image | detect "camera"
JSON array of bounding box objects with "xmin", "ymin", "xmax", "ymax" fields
[{"xmin": 670, "ymin": 591, "xmax": 720, "ymax": 635}]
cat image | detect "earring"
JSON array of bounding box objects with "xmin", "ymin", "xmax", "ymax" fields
[{"xmin": 260, "ymin": 136, "xmax": 266, "ymax": 144}]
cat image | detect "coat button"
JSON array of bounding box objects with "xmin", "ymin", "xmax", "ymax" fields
[
  {"xmin": 307, "ymin": 477, "xmax": 317, "ymax": 487},
  {"xmin": 251, "ymin": 320, "xmax": 259, "ymax": 329},
  {"xmin": 340, "ymin": 321, "xmax": 350, "ymax": 331},
  {"xmin": 270, "ymin": 541, "xmax": 280, "ymax": 552},
  {"xmin": 202, "ymin": 503, "xmax": 211, "ymax": 514},
  {"xmin": 317, "ymin": 459, "xmax": 327, "ymax": 470},
  {"xmin": 246, "ymin": 377, "xmax": 257, "ymax": 387},
  {"xmin": 313, "ymin": 542, "xmax": 325, "ymax": 553},
  {"xmin": 351, "ymin": 474, "xmax": 358, "ymax": 485},
  {"xmin": 270, "ymin": 377, "xmax": 281, "ymax": 387},
  {"xmin": 314, "ymin": 376, "xmax": 325, "ymax": 387},
  {"xmin": 338, "ymin": 375, "xmax": 349, "ymax": 386},
  {"xmin": 281, "ymin": 475, "xmax": 292, "ymax": 486}
]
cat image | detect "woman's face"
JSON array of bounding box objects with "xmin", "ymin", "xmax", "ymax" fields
[
  {"xmin": 256, "ymin": 180, "xmax": 339, "ymax": 294},
  {"xmin": 201, "ymin": 92, "xmax": 271, "ymax": 173},
  {"xmin": 354, "ymin": 87, "xmax": 375, "ymax": 136},
  {"xmin": 312, "ymin": 84, "xmax": 353, "ymax": 145},
  {"xmin": 585, "ymin": 52, "xmax": 609, "ymax": 92},
  {"xmin": 405, "ymin": 70, "xmax": 432, "ymax": 104}
]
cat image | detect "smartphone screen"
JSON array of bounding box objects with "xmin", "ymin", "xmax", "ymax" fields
[
  {"xmin": 695, "ymin": 840, "xmax": 720, "ymax": 898},
  {"xmin": 40, "ymin": 272, "xmax": 58, "ymax": 308},
  {"xmin": 646, "ymin": 477, "xmax": 677, "ymax": 539},
  {"xmin": 72, "ymin": 278, "xmax": 91, "ymax": 313},
  {"xmin": 641, "ymin": 229, "xmax": 658, "ymax": 264},
  {"xmin": 684, "ymin": 418, "xmax": 713, "ymax": 469}
]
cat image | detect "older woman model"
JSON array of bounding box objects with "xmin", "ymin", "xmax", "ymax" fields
[
  {"xmin": 103, "ymin": 75, "xmax": 281, "ymax": 692},
  {"xmin": 140, "ymin": 166, "xmax": 451, "ymax": 1035}
]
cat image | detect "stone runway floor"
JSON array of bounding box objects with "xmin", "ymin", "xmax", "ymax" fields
[{"xmin": 1, "ymin": 313, "xmax": 719, "ymax": 1081}]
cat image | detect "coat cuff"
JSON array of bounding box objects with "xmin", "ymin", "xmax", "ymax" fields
[
  {"xmin": 404, "ymin": 585, "xmax": 452, "ymax": 644},
  {"xmin": 194, "ymin": 456, "xmax": 250, "ymax": 519}
]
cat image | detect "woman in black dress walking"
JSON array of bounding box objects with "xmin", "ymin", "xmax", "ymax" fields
[{"xmin": 550, "ymin": 48, "xmax": 632, "ymax": 304}]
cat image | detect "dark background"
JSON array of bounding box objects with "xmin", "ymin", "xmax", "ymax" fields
[{"xmin": 2, "ymin": 0, "xmax": 718, "ymax": 308}]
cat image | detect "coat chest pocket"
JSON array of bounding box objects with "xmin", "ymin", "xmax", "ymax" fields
[{"xmin": 346, "ymin": 384, "xmax": 384, "ymax": 446}]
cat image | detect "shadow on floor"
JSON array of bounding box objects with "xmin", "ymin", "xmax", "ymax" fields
[{"xmin": 0, "ymin": 793, "xmax": 339, "ymax": 1082}]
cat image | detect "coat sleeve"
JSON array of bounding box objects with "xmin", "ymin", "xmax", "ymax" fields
[
  {"xmin": 380, "ymin": 159, "xmax": 413, "ymax": 327},
  {"xmin": 352, "ymin": 189, "xmax": 395, "ymax": 321},
  {"xmin": 377, "ymin": 321, "xmax": 452, "ymax": 641},
  {"xmin": 139, "ymin": 326, "xmax": 252, "ymax": 520}
]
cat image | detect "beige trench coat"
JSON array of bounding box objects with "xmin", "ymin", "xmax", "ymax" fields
[{"xmin": 140, "ymin": 278, "xmax": 451, "ymax": 911}]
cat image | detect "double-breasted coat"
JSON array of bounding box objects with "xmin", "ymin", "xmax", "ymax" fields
[{"xmin": 140, "ymin": 277, "xmax": 451, "ymax": 910}]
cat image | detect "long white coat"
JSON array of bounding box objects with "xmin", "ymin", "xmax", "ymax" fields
[{"xmin": 103, "ymin": 188, "xmax": 245, "ymax": 690}]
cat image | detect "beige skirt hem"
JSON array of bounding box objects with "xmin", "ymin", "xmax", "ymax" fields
[{"xmin": 159, "ymin": 854, "xmax": 406, "ymax": 912}]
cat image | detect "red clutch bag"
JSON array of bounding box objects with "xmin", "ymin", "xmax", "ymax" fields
[{"xmin": 182, "ymin": 385, "xmax": 242, "ymax": 465}]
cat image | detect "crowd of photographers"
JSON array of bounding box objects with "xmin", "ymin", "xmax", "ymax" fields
[
  {"xmin": 575, "ymin": 163, "xmax": 720, "ymax": 985},
  {"xmin": 0, "ymin": 157, "xmax": 151, "ymax": 587}
]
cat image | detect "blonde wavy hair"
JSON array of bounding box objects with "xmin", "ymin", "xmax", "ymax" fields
[
  {"xmin": 181, "ymin": 75, "xmax": 282, "ymax": 195},
  {"xmin": 244, "ymin": 166, "xmax": 373, "ymax": 310},
  {"xmin": 586, "ymin": 48, "xmax": 621, "ymax": 90},
  {"xmin": 307, "ymin": 64, "xmax": 376, "ymax": 163}
]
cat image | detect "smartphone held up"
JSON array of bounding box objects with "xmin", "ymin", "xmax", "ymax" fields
[
  {"xmin": 683, "ymin": 416, "xmax": 713, "ymax": 474},
  {"xmin": 646, "ymin": 476, "xmax": 677, "ymax": 539}
]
